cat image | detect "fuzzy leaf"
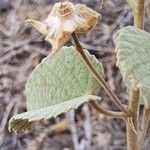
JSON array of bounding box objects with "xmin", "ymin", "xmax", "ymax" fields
[
  {"xmin": 115, "ymin": 26, "xmax": 150, "ymax": 108},
  {"xmin": 9, "ymin": 95, "xmax": 101, "ymax": 133},
  {"xmin": 9, "ymin": 46, "xmax": 104, "ymax": 132}
]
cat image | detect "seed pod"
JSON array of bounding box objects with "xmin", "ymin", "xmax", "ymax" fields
[{"xmin": 26, "ymin": 1, "xmax": 101, "ymax": 52}]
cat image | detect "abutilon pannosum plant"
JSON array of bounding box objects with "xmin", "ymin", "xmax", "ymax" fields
[{"xmin": 9, "ymin": 1, "xmax": 150, "ymax": 150}]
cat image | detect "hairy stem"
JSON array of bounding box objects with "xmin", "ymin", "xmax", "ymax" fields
[
  {"xmin": 127, "ymin": 87, "xmax": 140, "ymax": 150},
  {"xmin": 90, "ymin": 101, "xmax": 127, "ymax": 121},
  {"xmin": 71, "ymin": 32, "xmax": 129, "ymax": 115},
  {"xmin": 133, "ymin": 0, "xmax": 145, "ymax": 28},
  {"xmin": 138, "ymin": 107, "xmax": 150, "ymax": 150},
  {"xmin": 134, "ymin": 2, "xmax": 149, "ymax": 148},
  {"xmin": 127, "ymin": 1, "xmax": 145, "ymax": 150}
]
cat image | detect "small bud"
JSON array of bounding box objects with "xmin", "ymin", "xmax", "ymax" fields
[{"xmin": 26, "ymin": 1, "xmax": 101, "ymax": 52}]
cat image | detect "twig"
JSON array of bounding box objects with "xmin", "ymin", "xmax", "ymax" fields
[
  {"xmin": 67, "ymin": 110, "xmax": 80, "ymax": 150},
  {"xmin": 71, "ymin": 32, "xmax": 129, "ymax": 115},
  {"xmin": 50, "ymin": 120, "xmax": 69, "ymax": 134},
  {"xmin": 82, "ymin": 104, "xmax": 91, "ymax": 150},
  {"xmin": 90, "ymin": 101, "xmax": 127, "ymax": 121},
  {"xmin": 138, "ymin": 107, "xmax": 150, "ymax": 150},
  {"xmin": 0, "ymin": 101, "xmax": 15, "ymax": 133}
]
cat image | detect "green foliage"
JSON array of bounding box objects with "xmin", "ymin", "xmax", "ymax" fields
[
  {"xmin": 115, "ymin": 26, "xmax": 150, "ymax": 108},
  {"xmin": 9, "ymin": 95, "xmax": 101, "ymax": 133},
  {"xmin": 9, "ymin": 46, "xmax": 104, "ymax": 132}
]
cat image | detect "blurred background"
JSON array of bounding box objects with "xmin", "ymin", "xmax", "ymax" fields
[{"xmin": 0, "ymin": 0, "xmax": 150, "ymax": 150}]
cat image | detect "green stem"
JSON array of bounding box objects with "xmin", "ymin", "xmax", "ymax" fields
[
  {"xmin": 127, "ymin": 1, "xmax": 145, "ymax": 150},
  {"xmin": 71, "ymin": 32, "xmax": 129, "ymax": 115}
]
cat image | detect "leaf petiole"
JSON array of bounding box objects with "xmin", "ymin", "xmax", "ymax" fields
[{"xmin": 71, "ymin": 32, "xmax": 129, "ymax": 115}]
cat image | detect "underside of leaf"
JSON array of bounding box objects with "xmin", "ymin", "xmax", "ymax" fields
[
  {"xmin": 9, "ymin": 46, "xmax": 104, "ymax": 132},
  {"xmin": 9, "ymin": 95, "xmax": 101, "ymax": 132},
  {"xmin": 115, "ymin": 26, "xmax": 150, "ymax": 108}
]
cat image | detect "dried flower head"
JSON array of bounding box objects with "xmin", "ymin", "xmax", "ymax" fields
[{"xmin": 26, "ymin": 1, "xmax": 101, "ymax": 52}]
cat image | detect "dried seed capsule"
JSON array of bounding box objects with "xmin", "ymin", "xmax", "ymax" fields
[{"xmin": 26, "ymin": 1, "xmax": 101, "ymax": 52}]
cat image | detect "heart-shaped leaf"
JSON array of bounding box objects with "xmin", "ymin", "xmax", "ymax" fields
[
  {"xmin": 9, "ymin": 46, "xmax": 104, "ymax": 132},
  {"xmin": 115, "ymin": 26, "xmax": 150, "ymax": 109}
]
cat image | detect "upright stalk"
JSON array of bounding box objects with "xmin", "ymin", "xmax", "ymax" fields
[
  {"xmin": 127, "ymin": 0, "xmax": 145, "ymax": 150},
  {"xmin": 133, "ymin": 0, "xmax": 145, "ymax": 29},
  {"xmin": 126, "ymin": 87, "xmax": 140, "ymax": 150}
]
